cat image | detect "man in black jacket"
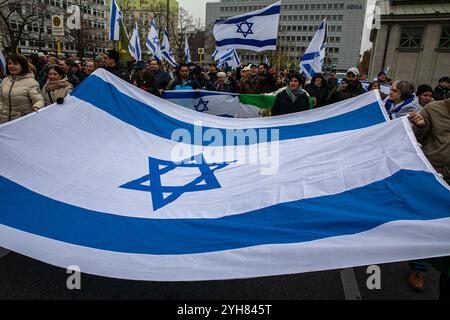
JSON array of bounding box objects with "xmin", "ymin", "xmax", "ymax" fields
[
  {"xmin": 103, "ymin": 50, "xmax": 131, "ymax": 83},
  {"xmin": 256, "ymin": 63, "xmax": 277, "ymax": 94}
]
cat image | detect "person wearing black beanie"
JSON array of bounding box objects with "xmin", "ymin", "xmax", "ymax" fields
[
  {"xmin": 416, "ymin": 84, "xmax": 434, "ymax": 107},
  {"xmin": 271, "ymin": 73, "xmax": 310, "ymax": 116}
]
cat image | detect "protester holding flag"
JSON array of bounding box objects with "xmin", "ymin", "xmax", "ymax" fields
[
  {"xmin": 0, "ymin": 54, "xmax": 44, "ymax": 123},
  {"xmin": 271, "ymin": 73, "xmax": 309, "ymax": 116},
  {"xmin": 103, "ymin": 50, "xmax": 130, "ymax": 83},
  {"xmin": 384, "ymin": 80, "xmax": 420, "ymax": 119},
  {"xmin": 305, "ymin": 73, "xmax": 329, "ymax": 108},
  {"xmin": 327, "ymin": 67, "xmax": 365, "ymax": 104},
  {"xmin": 42, "ymin": 65, "xmax": 73, "ymax": 106}
]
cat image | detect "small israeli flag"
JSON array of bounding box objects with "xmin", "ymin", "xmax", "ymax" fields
[
  {"xmin": 161, "ymin": 30, "xmax": 179, "ymax": 67},
  {"xmin": 300, "ymin": 20, "xmax": 327, "ymax": 79},
  {"xmin": 128, "ymin": 22, "xmax": 142, "ymax": 61},
  {"xmin": 146, "ymin": 19, "xmax": 162, "ymax": 61},
  {"xmin": 184, "ymin": 35, "xmax": 191, "ymax": 64},
  {"xmin": 109, "ymin": 0, "xmax": 123, "ymax": 41}
]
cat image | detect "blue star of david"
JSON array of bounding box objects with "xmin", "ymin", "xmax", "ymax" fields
[
  {"xmin": 152, "ymin": 36, "xmax": 159, "ymax": 45},
  {"xmin": 193, "ymin": 99, "xmax": 209, "ymax": 112},
  {"xmin": 120, "ymin": 154, "xmax": 234, "ymax": 211},
  {"xmin": 236, "ymin": 20, "xmax": 254, "ymax": 38}
]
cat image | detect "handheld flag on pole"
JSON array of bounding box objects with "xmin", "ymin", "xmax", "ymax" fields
[
  {"xmin": 146, "ymin": 19, "xmax": 162, "ymax": 62},
  {"xmin": 109, "ymin": 0, "xmax": 123, "ymax": 41},
  {"xmin": 213, "ymin": 1, "xmax": 280, "ymax": 52},
  {"xmin": 128, "ymin": 22, "xmax": 142, "ymax": 61},
  {"xmin": 217, "ymin": 48, "xmax": 240, "ymax": 69},
  {"xmin": 184, "ymin": 35, "xmax": 191, "ymax": 64},
  {"xmin": 0, "ymin": 48, "xmax": 6, "ymax": 75},
  {"xmin": 300, "ymin": 20, "xmax": 327, "ymax": 79},
  {"xmin": 161, "ymin": 29, "xmax": 179, "ymax": 67}
]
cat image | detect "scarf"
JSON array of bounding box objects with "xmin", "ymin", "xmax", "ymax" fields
[
  {"xmin": 46, "ymin": 79, "xmax": 70, "ymax": 92},
  {"xmin": 286, "ymin": 87, "xmax": 304, "ymax": 103}
]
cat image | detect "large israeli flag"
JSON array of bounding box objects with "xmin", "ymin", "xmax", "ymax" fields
[
  {"xmin": 128, "ymin": 22, "xmax": 142, "ymax": 61},
  {"xmin": 161, "ymin": 30, "xmax": 179, "ymax": 67},
  {"xmin": 213, "ymin": 1, "xmax": 281, "ymax": 52},
  {"xmin": 2, "ymin": 69, "xmax": 449, "ymax": 281},
  {"xmin": 217, "ymin": 48, "xmax": 240, "ymax": 69},
  {"xmin": 145, "ymin": 19, "xmax": 162, "ymax": 61},
  {"xmin": 108, "ymin": 0, "xmax": 123, "ymax": 41},
  {"xmin": 300, "ymin": 20, "xmax": 327, "ymax": 79}
]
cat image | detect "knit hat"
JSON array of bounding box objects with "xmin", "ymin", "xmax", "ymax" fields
[
  {"xmin": 416, "ymin": 84, "xmax": 433, "ymax": 97},
  {"xmin": 347, "ymin": 67, "xmax": 360, "ymax": 77}
]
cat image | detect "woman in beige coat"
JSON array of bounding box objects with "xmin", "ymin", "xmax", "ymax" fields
[
  {"xmin": 0, "ymin": 54, "xmax": 44, "ymax": 123},
  {"xmin": 42, "ymin": 65, "xmax": 73, "ymax": 106}
]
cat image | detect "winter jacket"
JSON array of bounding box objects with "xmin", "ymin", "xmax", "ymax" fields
[
  {"xmin": 327, "ymin": 81, "xmax": 366, "ymax": 104},
  {"xmin": 412, "ymin": 98, "xmax": 450, "ymax": 184},
  {"xmin": 240, "ymin": 75, "xmax": 258, "ymax": 94},
  {"xmin": 271, "ymin": 89, "xmax": 310, "ymax": 116},
  {"xmin": 434, "ymin": 85, "xmax": 450, "ymax": 101},
  {"xmin": 305, "ymin": 83, "xmax": 329, "ymax": 108},
  {"xmin": 384, "ymin": 95, "xmax": 420, "ymax": 119},
  {"xmin": 104, "ymin": 64, "xmax": 131, "ymax": 83},
  {"xmin": 42, "ymin": 77, "xmax": 73, "ymax": 106},
  {"xmin": 0, "ymin": 72, "xmax": 45, "ymax": 123},
  {"xmin": 152, "ymin": 69, "xmax": 172, "ymax": 90},
  {"xmin": 256, "ymin": 73, "xmax": 277, "ymax": 94}
]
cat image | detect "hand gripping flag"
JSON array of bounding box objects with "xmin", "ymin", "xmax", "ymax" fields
[
  {"xmin": 161, "ymin": 29, "xmax": 179, "ymax": 67},
  {"xmin": 2, "ymin": 69, "xmax": 450, "ymax": 282},
  {"xmin": 128, "ymin": 22, "xmax": 142, "ymax": 61},
  {"xmin": 109, "ymin": 0, "xmax": 123, "ymax": 41},
  {"xmin": 184, "ymin": 35, "xmax": 191, "ymax": 64},
  {"xmin": 146, "ymin": 19, "xmax": 162, "ymax": 61},
  {"xmin": 300, "ymin": 20, "xmax": 327, "ymax": 79},
  {"xmin": 213, "ymin": 1, "xmax": 281, "ymax": 52}
]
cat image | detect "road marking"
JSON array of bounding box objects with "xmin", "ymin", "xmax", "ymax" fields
[
  {"xmin": 0, "ymin": 247, "xmax": 10, "ymax": 259},
  {"xmin": 340, "ymin": 268, "xmax": 362, "ymax": 300}
]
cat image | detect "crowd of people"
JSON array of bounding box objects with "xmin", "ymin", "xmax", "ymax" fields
[{"xmin": 0, "ymin": 50, "xmax": 449, "ymax": 299}]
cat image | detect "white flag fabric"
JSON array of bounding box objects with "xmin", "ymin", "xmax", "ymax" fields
[
  {"xmin": 300, "ymin": 20, "xmax": 327, "ymax": 79},
  {"xmin": 1, "ymin": 69, "xmax": 450, "ymax": 282},
  {"xmin": 161, "ymin": 30, "xmax": 179, "ymax": 67},
  {"xmin": 0, "ymin": 48, "xmax": 6, "ymax": 74},
  {"xmin": 128, "ymin": 22, "xmax": 142, "ymax": 61},
  {"xmin": 213, "ymin": 1, "xmax": 281, "ymax": 52},
  {"xmin": 184, "ymin": 35, "xmax": 191, "ymax": 64},
  {"xmin": 145, "ymin": 19, "xmax": 162, "ymax": 61},
  {"xmin": 361, "ymin": 81, "xmax": 391, "ymax": 95},
  {"xmin": 108, "ymin": 0, "xmax": 123, "ymax": 41},
  {"xmin": 212, "ymin": 47, "xmax": 228, "ymax": 61},
  {"xmin": 217, "ymin": 48, "xmax": 240, "ymax": 69}
]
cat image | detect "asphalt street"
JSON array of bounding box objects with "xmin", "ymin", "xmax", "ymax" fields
[{"xmin": 0, "ymin": 251, "xmax": 440, "ymax": 300}]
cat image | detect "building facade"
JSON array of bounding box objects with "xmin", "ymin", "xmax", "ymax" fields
[
  {"xmin": 369, "ymin": 0, "xmax": 450, "ymax": 86},
  {"xmin": 205, "ymin": 0, "xmax": 367, "ymax": 71},
  {"xmin": 0, "ymin": 0, "xmax": 108, "ymax": 56}
]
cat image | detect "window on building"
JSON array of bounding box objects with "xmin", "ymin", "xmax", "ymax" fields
[
  {"xmin": 438, "ymin": 26, "xmax": 450, "ymax": 49},
  {"xmin": 399, "ymin": 27, "xmax": 424, "ymax": 48}
]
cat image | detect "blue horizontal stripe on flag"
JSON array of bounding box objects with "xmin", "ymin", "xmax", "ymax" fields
[
  {"xmin": 70, "ymin": 75, "xmax": 386, "ymax": 145},
  {"xmin": 302, "ymin": 52, "xmax": 318, "ymax": 61},
  {"xmin": 216, "ymin": 38, "xmax": 276, "ymax": 48},
  {"xmin": 215, "ymin": 5, "xmax": 280, "ymax": 25},
  {"xmin": 1, "ymin": 170, "xmax": 449, "ymax": 255}
]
